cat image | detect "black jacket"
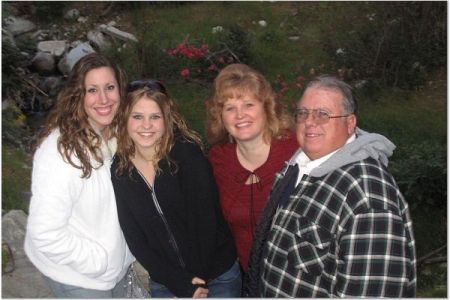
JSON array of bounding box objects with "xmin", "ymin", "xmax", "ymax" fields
[{"xmin": 111, "ymin": 138, "xmax": 237, "ymax": 297}]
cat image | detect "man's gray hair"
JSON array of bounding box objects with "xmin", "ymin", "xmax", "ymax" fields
[{"xmin": 305, "ymin": 75, "xmax": 357, "ymax": 115}]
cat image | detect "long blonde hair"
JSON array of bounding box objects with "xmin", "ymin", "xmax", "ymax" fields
[
  {"xmin": 32, "ymin": 53, "xmax": 127, "ymax": 178},
  {"xmin": 114, "ymin": 80, "xmax": 202, "ymax": 176}
]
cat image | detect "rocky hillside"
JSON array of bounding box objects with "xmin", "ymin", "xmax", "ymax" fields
[{"xmin": 2, "ymin": 2, "xmax": 138, "ymax": 147}]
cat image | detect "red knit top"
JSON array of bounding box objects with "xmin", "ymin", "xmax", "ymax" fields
[{"xmin": 208, "ymin": 132, "xmax": 299, "ymax": 271}]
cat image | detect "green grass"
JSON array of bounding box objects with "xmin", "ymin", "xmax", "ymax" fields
[
  {"xmin": 2, "ymin": 144, "xmax": 32, "ymax": 213},
  {"xmin": 168, "ymin": 81, "xmax": 210, "ymax": 137},
  {"xmin": 357, "ymin": 85, "xmax": 447, "ymax": 147},
  {"xmin": 418, "ymin": 285, "xmax": 447, "ymax": 298}
]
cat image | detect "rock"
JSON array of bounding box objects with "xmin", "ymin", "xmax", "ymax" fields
[
  {"xmin": 3, "ymin": 16, "xmax": 36, "ymax": 36},
  {"xmin": 31, "ymin": 52, "xmax": 55, "ymax": 74},
  {"xmin": 37, "ymin": 76, "xmax": 62, "ymax": 109},
  {"xmin": 2, "ymin": 29, "xmax": 16, "ymax": 48},
  {"xmin": 31, "ymin": 30, "xmax": 46, "ymax": 40},
  {"xmin": 39, "ymin": 76, "xmax": 63, "ymax": 97},
  {"xmin": 258, "ymin": 20, "xmax": 267, "ymax": 27},
  {"xmin": 87, "ymin": 30, "xmax": 111, "ymax": 50},
  {"xmin": 37, "ymin": 40, "xmax": 67, "ymax": 57},
  {"xmin": 70, "ymin": 40, "xmax": 83, "ymax": 49},
  {"xmin": 2, "ymin": 210, "xmax": 52, "ymax": 298},
  {"xmin": 77, "ymin": 16, "xmax": 88, "ymax": 23},
  {"xmin": 57, "ymin": 42, "xmax": 96, "ymax": 75},
  {"xmin": 98, "ymin": 24, "xmax": 138, "ymax": 43},
  {"xmin": 107, "ymin": 21, "xmax": 117, "ymax": 27},
  {"xmin": 64, "ymin": 8, "xmax": 80, "ymax": 20},
  {"xmin": 2, "ymin": 99, "xmax": 15, "ymax": 111}
]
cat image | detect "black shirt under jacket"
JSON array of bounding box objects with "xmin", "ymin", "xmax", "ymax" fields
[{"xmin": 111, "ymin": 138, "xmax": 237, "ymax": 297}]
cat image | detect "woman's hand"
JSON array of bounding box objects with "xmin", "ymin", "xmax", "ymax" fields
[{"xmin": 192, "ymin": 277, "xmax": 208, "ymax": 298}]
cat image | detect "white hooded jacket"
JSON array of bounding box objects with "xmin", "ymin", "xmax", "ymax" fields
[{"xmin": 24, "ymin": 129, "xmax": 134, "ymax": 290}]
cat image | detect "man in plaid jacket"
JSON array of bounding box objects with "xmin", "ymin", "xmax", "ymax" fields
[{"xmin": 247, "ymin": 75, "xmax": 416, "ymax": 297}]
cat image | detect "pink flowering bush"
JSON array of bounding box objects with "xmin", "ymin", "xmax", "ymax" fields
[
  {"xmin": 167, "ymin": 39, "xmax": 239, "ymax": 83},
  {"xmin": 167, "ymin": 41, "xmax": 214, "ymax": 82},
  {"xmin": 168, "ymin": 43, "xmax": 209, "ymax": 60}
]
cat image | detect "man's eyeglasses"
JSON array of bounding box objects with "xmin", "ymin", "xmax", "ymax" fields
[
  {"xmin": 294, "ymin": 108, "xmax": 351, "ymax": 125},
  {"xmin": 127, "ymin": 79, "xmax": 167, "ymax": 94}
]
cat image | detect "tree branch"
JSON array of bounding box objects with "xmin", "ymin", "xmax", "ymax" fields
[
  {"xmin": 421, "ymin": 256, "xmax": 447, "ymax": 266},
  {"xmin": 21, "ymin": 77, "xmax": 48, "ymax": 97},
  {"xmin": 417, "ymin": 244, "xmax": 447, "ymax": 266}
]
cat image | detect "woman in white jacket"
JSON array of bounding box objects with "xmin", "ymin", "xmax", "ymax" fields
[{"xmin": 24, "ymin": 53, "xmax": 134, "ymax": 298}]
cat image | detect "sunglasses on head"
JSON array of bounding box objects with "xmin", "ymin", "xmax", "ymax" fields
[{"xmin": 127, "ymin": 79, "xmax": 167, "ymax": 94}]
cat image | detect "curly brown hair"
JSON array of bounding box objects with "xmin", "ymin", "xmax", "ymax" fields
[
  {"xmin": 205, "ymin": 63, "xmax": 293, "ymax": 145},
  {"xmin": 114, "ymin": 80, "xmax": 203, "ymax": 177},
  {"xmin": 32, "ymin": 53, "xmax": 127, "ymax": 178}
]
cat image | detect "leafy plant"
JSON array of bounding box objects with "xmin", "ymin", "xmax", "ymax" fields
[
  {"xmin": 2, "ymin": 40, "xmax": 28, "ymax": 100},
  {"xmin": 390, "ymin": 142, "xmax": 446, "ymax": 213},
  {"xmin": 389, "ymin": 141, "xmax": 447, "ymax": 290},
  {"xmin": 321, "ymin": 2, "xmax": 446, "ymax": 89},
  {"xmin": 219, "ymin": 25, "xmax": 252, "ymax": 65}
]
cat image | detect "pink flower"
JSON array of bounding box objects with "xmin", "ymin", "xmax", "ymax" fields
[
  {"xmin": 185, "ymin": 51, "xmax": 195, "ymax": 58},
  {"xmin": 194, "ymin": 49, "xmax": 205, "ymax": 59},
  {"xmin": 180, "ymin": 68, "xmax": 190, "ymax": 77}
]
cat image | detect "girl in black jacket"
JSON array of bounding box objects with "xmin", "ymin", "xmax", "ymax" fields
[{"xmin": 111, "ymin": 80, "xmax": 240, "ymax": 298}]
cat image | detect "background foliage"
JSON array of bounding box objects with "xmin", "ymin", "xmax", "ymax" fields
[{"xmin": 2, "ymin": 1, "xmax": 447, "ymax": 296}]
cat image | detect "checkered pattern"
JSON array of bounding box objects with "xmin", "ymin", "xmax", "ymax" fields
[{"xmin": 261, "ymin": 157, "xmax": 416, "ymax": 297}]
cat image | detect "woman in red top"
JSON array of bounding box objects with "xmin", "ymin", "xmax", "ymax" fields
[{"xmin": 205, "ymin": 64, "xmax": 299, "ymax": 273}]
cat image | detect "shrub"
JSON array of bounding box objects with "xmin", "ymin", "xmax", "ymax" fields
[
  {"xmin": 390, "ymin": 142, "xmax": 446, "ymax": 214},
  {"xmin": 321, "ymin": 2, "xmax": 446, "ymax": 89},
  {"xmin": 389, "ymin": 142, "xmax": 446, "ymax": 260},
  {"xmin": 156, "ymin": 25, "xmax": 253, "ymax": 85},
  {"xmin": 389, "ymin": 141, "xmax": 446, "ymax": 291},
  {"xmin": 2, "ymin": 40, "xmax": 28, "ymax": 101},
  {"xmin": 220, "ymin": 25, "xmax": 252, "ymax": 65},
  {"xmin": 2, "ymin": 104, "xmax": 30, "ymax": 149}
]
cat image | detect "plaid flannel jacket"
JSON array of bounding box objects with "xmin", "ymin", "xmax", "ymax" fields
[{"xmin": 261, "ymin": 157, "xmax": 416, "ymax": 297}]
